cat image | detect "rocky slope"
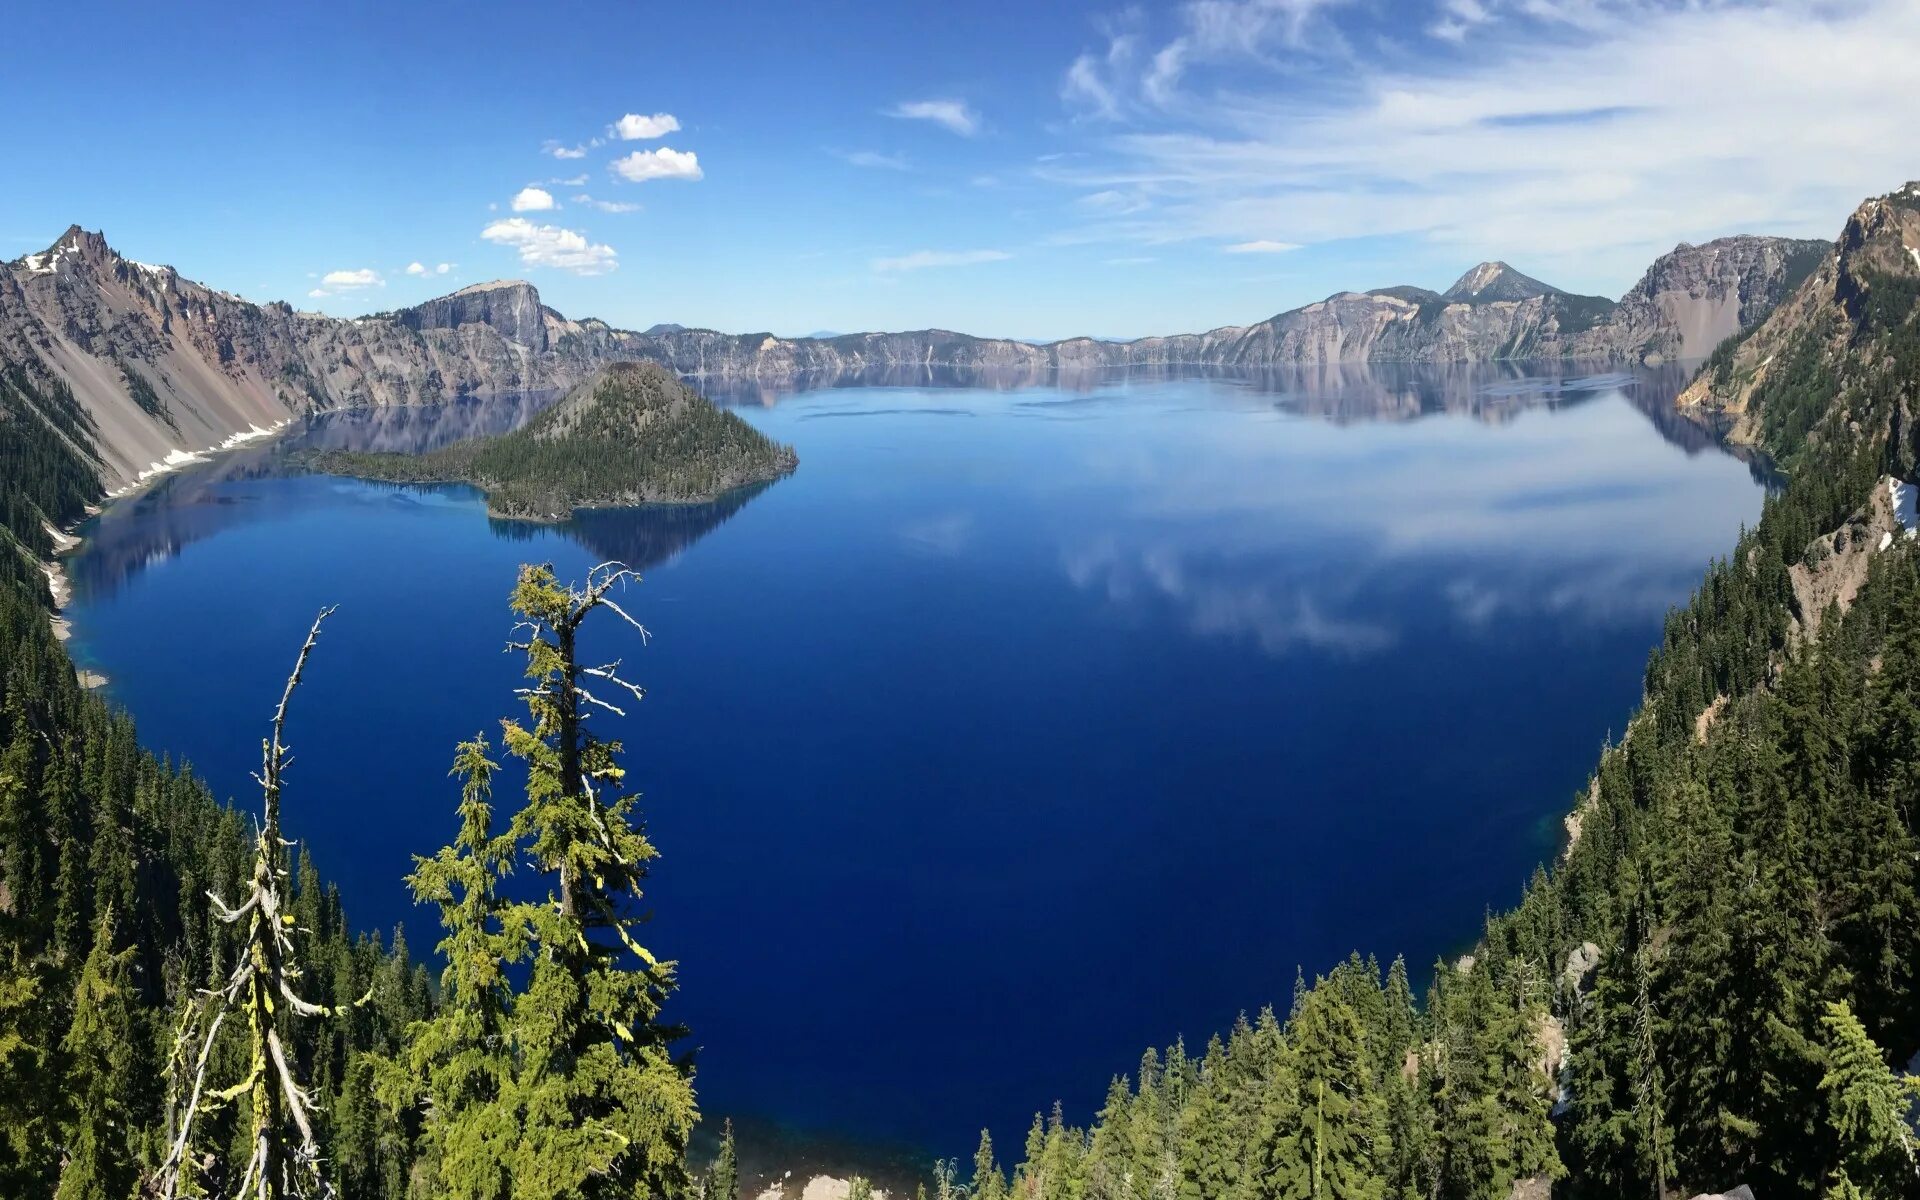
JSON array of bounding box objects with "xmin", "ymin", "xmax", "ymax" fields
[
  {"xmin": 0, "ymin": 226, "xmax": 1823, "ymax": 489},
  {"xmin": 1678, "ymin": 183, "xmax": 1920, "ymax": 453}
]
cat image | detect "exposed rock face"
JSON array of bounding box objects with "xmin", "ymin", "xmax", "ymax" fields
[
  {"xmin": 1608, "ymin": 236, "xmax": 1827, "ymax": 362},
  {"xmin": 394, "ymin": 279, "xmax": 549, "ymax": 353},
  {"xmin": 0, "ymin": 225, "xmax": 1823, "ymax": 488},
  {"xmin": 1680, "ymin": 184, "xmax": 1920, "ymax": 447}
]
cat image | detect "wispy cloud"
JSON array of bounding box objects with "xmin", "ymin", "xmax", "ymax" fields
[
  {"xmin": 542, "ymin": 138, "xmax": 601, "ymax": 160},
  {"xmin": 480, "ymin": 218, "xmax": 618, "ymax": 275},
  {"xmin": 1224, "ymin": 240, "xmax": 1300, "ymax": 254},
  {"xmin": 611, "ymin": 112, "xmax": 680, "ymax": 140},
  {"xmin": 573, "ymin": 194, "xmax": 642, "ymax": 214},
  {"xmin": 886, "ymin": 99, "xmax": 980, "ymax": 137},
  {"xmin": 871, "ymin": 248, "xmax": 1012, "ymax": 272},
  {"xmin": 611, "ymin": 147, "xmax": 703, "ymax": 182},
  {"xmin": 835, "ymin": 149, "xmax": 912, "ymax": 171},
  {"xmin": 403, "ymin": 261, "xmax": 455, "ymax": 277},
  {"xmin": 1048, "ymin": 0, "xmax": 1920, "ymax": 284}
]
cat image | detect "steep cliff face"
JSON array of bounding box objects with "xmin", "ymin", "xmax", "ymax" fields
[
  {"xmin": 1607, "ymin": 235, "xmax": 1828, "ymax": 363},
  {"xmin": 0, "ymin": 226, "xmax": 1825, "ymax": 489},
  {"xmin": 1678, "ymin": 185, "xmax": 1920, "ymax": 453},
  {"xmin": 393, "ymin": 280, "xmax": 550, "ymax": 353}
]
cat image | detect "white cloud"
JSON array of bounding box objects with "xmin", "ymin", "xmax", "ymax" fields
[
  {"xmin": 480, "ymin": 218, "xmax": 618, "ymax": 275},
  {"xmin": 547, "ymin": 173, "xmax": 589, "ymax": 187},
  {"xmin": 612, "ymin": 112, "xmax": 680, "ymax": 140},
  {"xmin": 610, "ymin": 147, "xmax": 704, "ymax": 183},
  {"xmin": 1224, "ymin": 240, "xmax": 1301, "ymax": 254},
  {"xmin": 319, "ymin": 268, "xmax": 381, "ymax": 291},
  {"xmin": 574, "ymin": 194, "xmax": 642, "ymax": 213},
  {"xmin": 886, "ymin": 99, "xmax": 981, "ymax": 137},
  {"xmin": 1046, "ymin": 0, "xmax": 1920, "ymax": 286},
  {"xmin": 512, "ymin": 186, "xmax": 558, "ymax": 212},
  {"xmin": 404, "ymin": 261, "xmax": 428, "ymax": 277},
  {"xmin": 435, "ymin": 263, "xmax": 452, "ymax": 274},
  {"xmin": 544, "ymin": 140, "xmax": 591, "ymax": 159},
  {"xmin": 871, "ymin": 248, "xmax": 1012, "ymax": 272}
]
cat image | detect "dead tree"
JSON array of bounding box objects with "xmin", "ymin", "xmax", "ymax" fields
[{"xmin": 158, "ymin": 608, "xmax": 359, "ymax": 1200}]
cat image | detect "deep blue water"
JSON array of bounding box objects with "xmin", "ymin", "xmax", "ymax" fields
[{"xmin": 63, "ymin": 363, "xmax": 1764, "ymax": 1157}]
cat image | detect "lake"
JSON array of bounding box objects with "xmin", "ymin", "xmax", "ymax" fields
[{"xmin": 62, "ymin": 361, "xmax": 1765, "ymax": 1157}]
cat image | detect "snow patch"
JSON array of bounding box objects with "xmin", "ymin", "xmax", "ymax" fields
[
  {"xmin": 1907, "ymin": 245, "xmax": 1920, "ymax": 272},
  {"xmin": 104, "ymin": 418, "xmax": 295, "ymax": 497},
  {"xmin": 1889, "ymin": 477, "xmax": 1919, "ymax": 541},
  {"xmin": 216, "ymin": 423, "xmax": 279, "ymax": 451}
]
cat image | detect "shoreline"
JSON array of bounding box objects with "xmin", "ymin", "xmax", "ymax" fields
[{"xmin": 42, "ymin": 415, "xmax": 304, "ymax": 684}]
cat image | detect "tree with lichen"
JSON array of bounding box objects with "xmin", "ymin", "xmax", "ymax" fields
[
  {"xmin": 397, "ymin": 562, "xmax": 696, "ymax": 1200},
  {"xmin": 156, "ymin": 609, "xmax": 359, "ymax": 1200}
]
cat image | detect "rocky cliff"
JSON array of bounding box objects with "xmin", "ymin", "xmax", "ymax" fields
[
  {"xmin": 0, "ymin": 225, "xmax": 1824, "ymax": 488},
  {"xmin": 1678, "ymin": 184, "xmax": 1920, "ymax": 453}
]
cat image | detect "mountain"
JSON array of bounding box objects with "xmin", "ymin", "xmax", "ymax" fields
[
  {"xmin": 1680, "ymin": 185, "xmax": 1920, "ymax": 457},
  {"xmin": 311, "ymin": 361, "xmax": 797, "ymax": 520},
  {"xmin": 1, "ymin": 226, "xmax": 1822, "ymax": 489},
  {"xmin": 1442, "ymin": 260, "xmax": 1562, "ymax": 302}
]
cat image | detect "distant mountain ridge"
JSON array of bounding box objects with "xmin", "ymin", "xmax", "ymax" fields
[{"xmin": 1, "ymin": 225, "xmax": 1825, "ymax": 486}]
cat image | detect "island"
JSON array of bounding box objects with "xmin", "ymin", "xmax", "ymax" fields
[{"xmin": 310, "ymin": 361, "xmax": 798, "ymax": 520}]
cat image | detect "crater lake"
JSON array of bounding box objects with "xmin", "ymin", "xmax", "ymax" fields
[{"xmin": 59, "ymin": 362, "xmax": 1766, "ymax": 1157}]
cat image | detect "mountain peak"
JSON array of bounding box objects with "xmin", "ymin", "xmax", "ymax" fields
[
  {"xmin": 14, "ymin": 225, "xmax": 119, "ymax": 277},
  {"xmin": 397, "ymin": 278, "xmax": 549, "ymax": 351},
  {"xmin": 1442, "ymin": 261, "xmax": 1561, "ymax": 302}
]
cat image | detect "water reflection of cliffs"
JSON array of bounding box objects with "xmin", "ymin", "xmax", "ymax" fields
[
  {"xmin": 68, "ymin": 392, "xmax": 771, "ymax": 601},
  {"xmin": 706, "ymin": 359, "xmax": 1763, "ymax": 471}
]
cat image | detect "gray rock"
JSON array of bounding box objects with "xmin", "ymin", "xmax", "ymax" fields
[
  {"xmin": 0, "ymin": 225, "xmax": 1827, "ymax": 489},
  {"xmin": 1564, "ymin": 941, "xmax": 1602, "ymax": 994}
]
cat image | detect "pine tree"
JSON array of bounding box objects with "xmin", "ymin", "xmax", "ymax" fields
[
  {"xmin": 0, "ymin": 945, "xmax": 52, "ymax": 1196},
  {"xmin": 1265, "ymin": 986, "xmax": 1386, "ymax": 1200},
  {"xmin": 476, "ymin": 563, "xmax": 696, "ymax": 1198},
  {"xmin": 1817, "ymin": 1001, "xmax": 1920, "ymax": 1198},
  {"xmin": 707, "ymin": 1118, "xmax": 738, "ymax": 1200},
  {"xmin": 974, "ymin": 1128, "xmax": 1007, "ymax": 1200},
  {"xmin": 55, "ymin": 906, "xmax": 139, "ymax": 1200},
  {"xmin": 381, "ymin": 735, "xmax": 516, "ymax": 1200}
]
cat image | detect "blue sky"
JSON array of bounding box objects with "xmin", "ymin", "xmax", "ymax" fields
[{"xmin": 4, "ymin": 0, "xmax": 1916, "ymax": 341}]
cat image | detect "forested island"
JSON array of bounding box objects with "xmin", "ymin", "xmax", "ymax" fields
[
  {"xmin": 2, "ymin": 181, "xmax": 1920, "ymax": 1200},
  {"xmin": 311, "ymin": 361, "xmax": 798, "ymax": 520}
]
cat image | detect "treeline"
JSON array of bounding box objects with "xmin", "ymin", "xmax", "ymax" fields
[{"xmin": 314, "ymin": 361, "xmax": 797, "ymax": 520}]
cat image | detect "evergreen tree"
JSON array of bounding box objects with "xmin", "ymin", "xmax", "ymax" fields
[
  {"xmin": 1817, "ymin": 1001, "xmax": 1920, "ymax": 1198},
  {"xmin": 451, "ymin": 563, "xmax": 696, "ymax": 1199},
  {"xmin": 54, "ymin": 907, "xmax": 139, "ymax": 1200},
  {"xmin": 974, "ymin": 1128, "xmax": 1007, "ymax": 1200},
  {"xmin": 1265, "ymin": 986, "xmax": 1386, "ymax": 1200},
  {"xmin": 707, "ymin": 1118, "xmax": 738, "ymax": 1200}
]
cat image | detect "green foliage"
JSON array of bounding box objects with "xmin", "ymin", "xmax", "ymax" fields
[
  {"xmin": 705, "ymin": 1118, "xmax": 739, "ymax": 1200},
  {"xmin": 1818, "ymin": 1001, "xmax": 1920, "ymax": 1199},
  {"xmin": 54, "ymin": 907, "xmax": 138, "ymax": 1200},
  {"xmin": 314, "ymin": 362, "xmax": 797, "ymax": 519},
  {"xmin": 383, "ymin": 563, "xmax": 698, "ymax": 1199}
]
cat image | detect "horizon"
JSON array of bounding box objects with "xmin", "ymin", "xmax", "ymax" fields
[
  {"xmin": 12, "ymin": 221, "xmax": 1835, "ymax": 347},
  {"xmin": 4, "ymin": 1, "xmax": 1917, "ymax": 342}
]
